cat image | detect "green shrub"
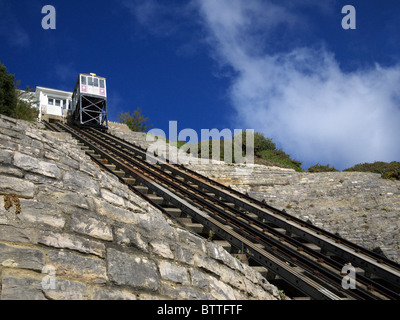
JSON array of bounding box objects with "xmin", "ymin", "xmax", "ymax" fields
[
  {"xmin": 258, "ymin": 149, "xmax": 303, "ymax": 172},
  {"xmin": 239, "ymin": 131, "xmax": 277, "ymax": 153},
  {"xmin": 344, "ymin": 161, "xmax": 400, "ymax": 180},
  {"xmin": 14, "ymin": 87, "xmax": 39, "ymax": 121},
  {"xmin": 0, "ymin": 61, "xmax": 18, "ymax": 117},
  {"xmin": 308, "ymin": 163, "xmax": 339, "ymax": 172},
  {"xmin": 118, "ymin": 108, "xmax": 153, "ymax": 132}
]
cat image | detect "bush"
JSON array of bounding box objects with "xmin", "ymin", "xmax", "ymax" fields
[
  {"xmin": 344, "ymin": 161, "xmax": 400, "ymax": 180},
  {"xmin": 239, "ymin": 131, "xmax": 277, "ymax": 153},
  {"xmin": 258, "ymin": 149, "xmax": 303, "ymax": 172},
  {"xmin": 118, "ymin": 108, "xmax": 152, "ymax": 132},
  {"xmin": 308, "ymin": 164, "xmax": 339, "ymax": 172},
  {"xmin": 0, "ymin": 61, "xmax": 17, "ymax": 117}
]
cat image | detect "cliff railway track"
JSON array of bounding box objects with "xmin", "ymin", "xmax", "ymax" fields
[{"xmin": 43, "ymin": 121, "xmax": 400, "ymax": 300}]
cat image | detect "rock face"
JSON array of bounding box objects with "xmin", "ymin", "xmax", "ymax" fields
[
  {"xmin": 0, "ymin": 115, "xmax": 279, "ymax": 300},
  {"xmin": 186, "ymin": 163, "xmax": 400, "ymax": 263}
]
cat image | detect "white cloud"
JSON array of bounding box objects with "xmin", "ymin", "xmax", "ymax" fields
[{"xmin": 195, "ymin": 0, "xmax": 400, "ymax": 169}]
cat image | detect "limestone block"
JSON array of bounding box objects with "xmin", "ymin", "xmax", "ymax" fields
[
  {"xmin": 150, "ymin": 240, "xmax": 174, "ymax": 259},
  {"xmin": 38, "ymin": 231, "xmax": 105, "ymax": 258},
  {"xmin": 114, "ymin": 227, "xmax": 149, "ymax": 252},
  {"xmin": 137, "ymin": 208, "xmax": 176, "ymax": 240},
  {"xmin": 90, "ymin": 287, "xmax": 137, "ymax": 300},
  {"xmin": 174, "ymin": 246, "xmax": 195, "ymax": 265},
  {"xmin": 37, "ymin": 188, "xmax": 90, "ymax": 214},
  {"xmin": 100, "ymin": 188, "xmax": 125, "ymax": 207},
  {"xmin": 0, "ymin": 165, "xmax": 24, "ymax": 178},
  {"xmin": 63, "ymin": 170, "xmax": 100, "ymax": 196},
  {"xmin": 0, "ymin": 243, "xmax": 43, "ymax": 271},
  {"xmin": 0, "ymin": 176, "xmax": 36, "ymax": 198},
  {"xmin": 46, "ymin": 250, "xmax": 108, "ymax": 283},
  {"xmin": 42, "ymin": 279, "xmax": 88, "ymax": 300},
  {"xmin": 71, "ymin": 213, "xmax": 113, "ymax": 241},
  {"xmin": 1, "ymin": 272, "xmax": 46, "ymax": 300},
  {"xmin": 18, "ymin": 199, "xmax": 65, "ymax": 229},
  {"xmin": 13, "ymin": 152, "xmax": 61, "ymax": 179},
  {"xmin": 107, "ymin": 248, "xmax": 159, "ymax": 291},
  {"xmin": 0, "ymin": 149, "xmax": 12, "ymax": 165},
  {"xmin": 0, "ymin": 225, "xmax": 35, "ymax": 243},
  {"xmin": 158, "ymin": 261, "xmax": 189, "ymax": 285},
  {"xmin": 189, "ymin": 269, "xmax": 210, "ymax": 290},
  {"xmin": 208, "ymin": 276, "xmax": 236, "ymax": 300},
  {"xmin": 160, "ymin": 282, "xmax": 212, "ymax": 300},
  {"xmin": 93, "ymin": 198, "xmax": 139, "ymax": 225}
]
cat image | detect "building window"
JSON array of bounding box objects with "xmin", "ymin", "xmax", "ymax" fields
[{"xmin": 48, "ymin": 98, "xmax": 54, "ymax": 105}]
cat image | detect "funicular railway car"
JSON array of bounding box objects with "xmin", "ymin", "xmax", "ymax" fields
[{"xmin": 71, "ymin": 73, "xmax": 108, "ymax": 129}]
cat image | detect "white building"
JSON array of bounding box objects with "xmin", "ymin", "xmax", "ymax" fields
[{"xmin": 35, "ymin": 86, "xmax": 73, "ymax": 122}]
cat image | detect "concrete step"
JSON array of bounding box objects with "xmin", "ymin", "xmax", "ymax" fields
[
  {"xmin": 113, "ymin": 170, "xmax": 125, "ymax": 178},
  {"xmin": 134, "ymin": 185, "xmax": 148, "ymax": 194},
  {"xmin": 184, "ymin": 223, "xmax": 204, "ymax": 233},
  {"xmin": 164, "ymin": 207, "xmax": 183, "ymax": 218},
  {"xmin": 124, "ymin": 177, "xmax": 136, "ymax": 185},
  {"xmin": 104, "ymin": 164, "xmax": 116, "ymax": 170},
  {"xmin": 146, "ymin": 194, "xmax": 165, "ymax": 205},
  {"xmin": 179, "ymin": 217, "xmax": 193, "ymax": 224}
]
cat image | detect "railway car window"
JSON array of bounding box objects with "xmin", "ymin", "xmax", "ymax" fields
[
  {"xmin": 48, "ymin": 98, "xmax": 54, "ymax": 105},
  {"xmin": 55, "ymin": 100, "xmax": 61, "ymax": 107},
  {"xmin": 88, "ymin": 77, "xmax": 93, "ymax": 86},
  {"xmin": 100, "ymin": 79, "xmax": 105, "ymax": 88},
  {"xmin": 94, "ymin": 78, "xmax": 99, "ymax": 87},
  {"xmin": 81, "ymin": 76, "xmax": 86, "ymax": 85}
]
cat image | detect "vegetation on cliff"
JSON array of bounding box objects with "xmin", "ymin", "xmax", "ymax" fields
[
  {"xmin": 0, "ymin": 61, "xmax": 38, "ymax": 122},
  {"xmin": 118, "ymin": 108, "xmax": 153, "ymax": 132},
  {"xmin": 344, "ymin": 161, "xmax": 400, "ymax": 180}
]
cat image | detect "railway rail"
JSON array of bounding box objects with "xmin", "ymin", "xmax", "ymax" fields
[{"xmin": 42, "ymin": 120, "xmax": 400, "ymax": 300}]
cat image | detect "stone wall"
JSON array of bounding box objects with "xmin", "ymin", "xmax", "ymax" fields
[
  {"xmin": 0, "ymin": 115, "xmax": 279, "ymax": 300},
  {"xmin": 186, "ymin": 163, "xmax": 400, "ymax": 263}
]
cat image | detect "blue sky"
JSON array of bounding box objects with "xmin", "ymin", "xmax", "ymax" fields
[{"xmin": 1, "ymin": 0, "xmax": 400, "ymax": 170}]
